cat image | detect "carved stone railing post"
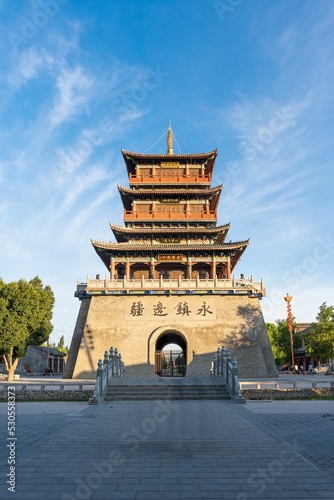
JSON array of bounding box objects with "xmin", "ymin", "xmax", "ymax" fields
[
  {"xmin": 221, "ymin": 347, "xmax": 226, "ymax": 377},
  {"xmin": 118, "ymin": 354, "xmax": 122, "ymax": 376},
  {"xmin": 108, "ymin": 347, "xmax": 114, "ymax": 380},
  {"xmin": 216, "ymin": 348, "xmax": 221, "ymax": 376},
  {"xmin": 103, "ymin": 351, "xmax": 109, "ymax": 386},
  {"xmin": 97, "ymin": 359, "xmax": 103, "ymax": 397},
  {"xmin": 88, "ymin": 346, "xmax": 125, "ymax": 405},
  {"xmin": 114, "ymin": 348, "xmax": 118, "ymax": 376},
  {"xmin": 109, "ymin": 347, "xmax": 114, "ymax": 377},
  {"xmin": 225, "ymin": 350, "xmax": 231, "ymax": 387},
  {"xmin": 231, "ymin": 358, "xmax": 237, "ymax": 395},
  {"xmin": 210, "ymin": 346, "xmax": 245, "ymax": 404}
]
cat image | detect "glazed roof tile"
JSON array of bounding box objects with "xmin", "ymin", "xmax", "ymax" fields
[
  {"xmin": 117, "ymin": 185, "xmax": 223, "ymax": 196},
  {"xmin": 91, "ymin": 239, "xmax": 249, "ymax": 251},
  {"xmin": 121, "ymin": 149, "xmax": 218, "ymax": 160},
  {"xmin": 109, "ymin": 223, "xmax": 230, "ymax": 233}
]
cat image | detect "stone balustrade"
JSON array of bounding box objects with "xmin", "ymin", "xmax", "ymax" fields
[
  {"xmin": 76, "ymin": 276, "xmax": 265, "ymax": 299},
  {"xmin": 212, "ymin": 346, "xmax": 245, "ymax": 403},
  {"xmin": 89, "ymin": 347, "xmax": 125, "ymax": 404},
  {"xmin": 240, "ymin": 380, "xmax": 334, "ymax": 390}
]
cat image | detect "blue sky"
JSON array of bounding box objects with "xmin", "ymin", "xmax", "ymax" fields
[{"xmin": 1, "ymin": 0, "xmax": 333, "ymax": 346}]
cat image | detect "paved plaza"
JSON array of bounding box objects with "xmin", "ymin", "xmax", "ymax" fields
[{"xmin": 1, "ymin": 394, "xmax": 334, "ymax": 500}]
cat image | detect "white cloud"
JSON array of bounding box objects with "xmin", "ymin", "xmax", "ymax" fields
[
  {"xmin": 7, "ymin": 47, "xmax": 45, "ymax": 88},
  {"xmin": 49, "ymin": 66, "xmax": 94, "ymax": 127},
  {"xmin": 60, "ymin": 183, "xmax": 119, "ymax": 241},
  {"xmin": 59, "ymin": 164, "xmax": 115, "ymax": 215}
]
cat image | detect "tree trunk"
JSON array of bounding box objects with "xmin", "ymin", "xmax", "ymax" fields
[{"xmin": 3, "ymin": 348, "xmax": 19, "ymax": 382}]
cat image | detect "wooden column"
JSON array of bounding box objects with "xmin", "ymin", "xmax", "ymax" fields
[
  {"xmin": 187, "ymin": 256, "xmax": 192, "ymax": 279},
  {"xmin": 226, "ymin": 257, "xmax": 231, "ymax": 279},
  {"xmin": 125, "ymin": 259, "xmax": 130, "ymax": 280},
  {"xmin": 150, "ymin": 256, "xmax": 155, "ymax": 279},
  {"xmin": 211, "ymin": 259, "xmax": 216, "ymax": 279},
  {"xmin": 110, "ymin": 257, "xmax": 115, "ymax": 280}
]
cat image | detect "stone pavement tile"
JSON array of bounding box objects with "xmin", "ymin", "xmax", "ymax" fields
[
  {"xmin": 314, "ymin": 493, "xmax": 334, "ymax": 499},
  {"xmin": 159, "ymin": 483, "xmax": 201, "ymax": 491},
  {"xmin": 32, "ymin": 484, "xmax": 81, "ymax": 492},
  {"xmin": 179, "ymin": 492, "xmax": 230, "ymax": 499},
  {"xmin": 136, "ymin": 493, "xmax": 182, "ymax": 499},
  {"xmin": 2, "ymin": 399, "xmax": 334, "ymax": 499},
  {"xmin": 215, "ymin": 483, "xmax": 243, "ymax": 491},
  {"xmin": 140, "ymin": 477, "xmax": 180, "ymax": 484},
  {"xmin": 118, "ymin": 483, "xmax": 159, "ymax": 491},
  {"xmin": 85, "ymin": 493, "xmax": 137, "ymax": 500}
]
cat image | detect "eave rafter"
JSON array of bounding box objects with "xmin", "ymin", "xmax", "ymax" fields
[
  {"xmin": 117, "ymin": 185, "xmax": 223, "ymax": 196},
  {"xmin": 91, "ymin": 238, "xmax": 248, "ymax": 274},
  {"xmin": 91, "ymin": 239, "xmax": 249, "ymax": 252},
  {"xmin": 109, "ymin": 223, "xmax": 230, "ymax": 234}
]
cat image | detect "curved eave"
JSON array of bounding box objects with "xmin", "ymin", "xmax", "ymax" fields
[
  {"xmin": 110, "ymin": 222, "xmax": 231, "ymax": 243},
  {"xmin": 121, "ymin": 148, "xmax": 218, "ymax": 161},
  {"xmin": 91, "ymin": 239, "xmax": 249, "ymax": 252},
  {"xmin": 109, "ymin": 223, "xmax": 231, "ymax": 234},
  {"xmin": 118, "ymin": 187, "xmax": 131, "ymax": 210},
  {"xmin": 91, "ymin": 244, "xmax": 111, "ymax": 271},
  {"xmin": 229, "ymin": 243, "xmax": 248, "ymax": 273},
  {"xmin": 117, "ymin": 184, "xmax": 223, "ymax": 196},
  {"xmin": 92, "ymin": 237, "xmax": 248, "ymax": 272}
]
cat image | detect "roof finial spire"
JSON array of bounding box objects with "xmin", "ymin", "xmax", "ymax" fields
[{"xmin": 167, "ymin": 122, "xmax": 173, "ymax": 155}]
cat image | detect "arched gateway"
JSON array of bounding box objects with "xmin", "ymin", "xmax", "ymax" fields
[
  {"xmin": 64, "ymin": 127, "xmax": 277, "ymax": 380},
  {"xmin": 155, "ymin": 330, "xmax": 187, "ymax": 377}
]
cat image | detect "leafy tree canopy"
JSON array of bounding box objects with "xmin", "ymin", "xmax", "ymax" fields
[
  {"xmin": 41, "ymin": 334, "xmax": 68, "ymax": 354},
  {"xmin": 304, "ymin": 302, "xmax": 334, "ymax": 361},
  {"xmin": 266, "ymin": 322, "xmax": 285, "ymax": 363},
  {"xmin": 266, "ymin": 318, "xmax": 301, "ymax": 366},
  {"xmin": 58, "ymin": 335, "xmax": 65, "ymax": 350},
  {"xmin": 0, "ymin": 276, "xmax": 54, "ymax": 380}
]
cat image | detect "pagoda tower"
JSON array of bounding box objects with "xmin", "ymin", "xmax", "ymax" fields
[{"xmin": 64, "ymin": 128, "xmax": 276, "ymax": 379}]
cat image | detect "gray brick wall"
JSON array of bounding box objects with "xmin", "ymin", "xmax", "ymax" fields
[{"xmin": 66, "ymin": 294, "xmax": 277, "ymax": 379}]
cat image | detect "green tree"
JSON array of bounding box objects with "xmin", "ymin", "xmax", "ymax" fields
[
  {"xmin": 41, "ymin": 335, "xmax": 68, "ymax": 354},
  {"xmin": 266, "ymin": 319, "xmax": 301, "ymax": 366},
  {"xmin": 304, "ymin": 302, "xmax": 334, "ymax": 362},
  {"xmin": 58, "ymin": 335, "xmax": 65, "ymax": 350},
  {"xmin": 55, "ymin": 335, "xmax": 68, "ymax": 354},
  {"xmin": 0, "ymin": 277, "xmax": 54, "ymax": 381},
  {"xmin": 266, "ymin": 323, "xmax": 285, "ymax": 364}
]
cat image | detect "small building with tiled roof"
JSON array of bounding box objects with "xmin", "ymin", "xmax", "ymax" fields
[{"xmin": 18, "ymin": 345, "xmax": 66, "ymax": 375}]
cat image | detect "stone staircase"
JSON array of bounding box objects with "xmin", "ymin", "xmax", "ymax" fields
[{"xmin": 105, "ymin": 382, "xmax": 230, "ymax": 401}]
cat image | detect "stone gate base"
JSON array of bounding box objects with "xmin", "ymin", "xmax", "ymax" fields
[{"xmin": 64, "ymin": 294, "xmax": 277, "ymax": 379}]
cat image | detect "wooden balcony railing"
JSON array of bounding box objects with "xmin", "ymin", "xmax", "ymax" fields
[
  {"xmin": 124, "ymin": 210, "xmax": 217, "ymax": 220},
  {"xmin": 129, "ymin": 173, "xmax": 211, "ymax": 184}
]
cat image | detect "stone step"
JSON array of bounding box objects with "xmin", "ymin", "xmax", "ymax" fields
[
  {"xmin": 105, "ymin": 384, "xmax": 230, "ymax": 401},
  {"xmin": 108, "ymin": 387, "xmax": 227, "ymax": 395}
]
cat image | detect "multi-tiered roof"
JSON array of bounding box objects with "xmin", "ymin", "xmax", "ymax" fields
[{"xmin": 90, "ymin": 128, "xmax": 249, "ymax": 282}]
